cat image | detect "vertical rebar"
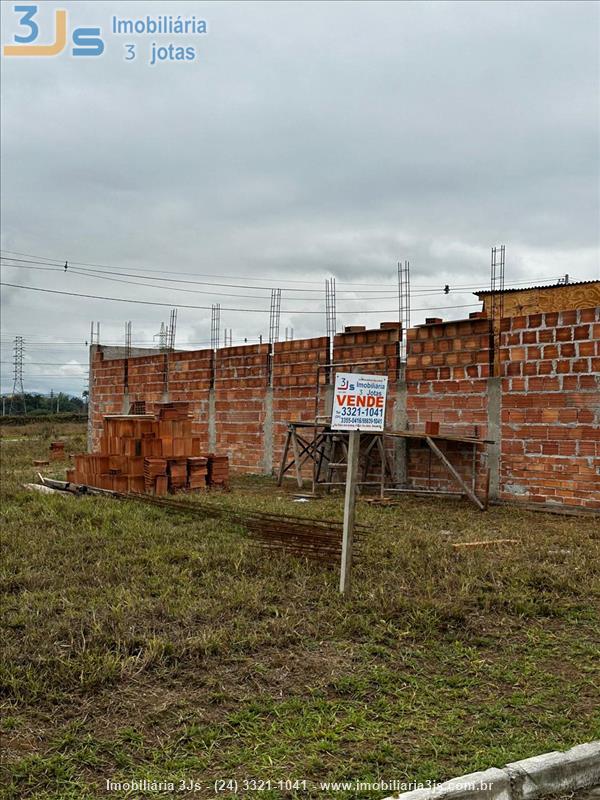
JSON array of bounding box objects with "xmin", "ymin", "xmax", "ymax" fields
[
  {"xmin": 168, "ymin": 309, "xmax": 177, "ymax": 351},
  {"xmin": 269, "ymin": 289, "xmax": 281, "ymax": 344},
  {"xmin": 398, "ymin": 261, "xmax": 410, "ymax": 362},
  {"xmin": 490, "ymin": 245, "xmax": 505, "ymax": 377},
  {"xmin": 211, "ymin": 304, "xmax": 221, "ymax": 350},
  {"xmin": 325, "ymin": 277, "xmax": 336, "ymax": 363}
]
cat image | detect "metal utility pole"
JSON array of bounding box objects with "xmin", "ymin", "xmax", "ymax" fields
[
  {"xmin": 397, "ymin": 261, "xmax": 411, "ymax": 362},
  {"xmin": 9, "ymin": 335, "xmax": 26, "ymax": 414},
  {"xmin": 269, "ymin": 289, "xmax": 282, "ymax": 344},
  {"xmin": 211, "ymin": 304, "xmax": 221, "ymax": 350}
]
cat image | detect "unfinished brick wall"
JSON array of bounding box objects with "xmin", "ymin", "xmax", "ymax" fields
[
  {"xmin": 89, "ymin": 348, "xmax": 126, "ymax": 451},
  {"xmin": 333, "ymin": 323, "xmax": 401, "ymax": 430},
  {"xmin": 168, "ymin": 349, "xmax": 213, "ymax": 445},
  {"xmin": 87, "ymin": 309, "xmax": 600, "ymax": 509},
  {"xmin": 405, "ymin": 314, "xmax": 491, "ymax": 493},
  {"xmin": 127, "ymin": 353, "xmax": 167, "ymax": 411},
  {"xmin": 272, "ymin": 336, "xmax": 329, "ymax": 476},
  {"xmin": 500, "ymin": 306, "xmax": 600, "ymax": 509},
  {"xmin": 214, "ymin": 343, "xmax": 270, "ymax": 472}
]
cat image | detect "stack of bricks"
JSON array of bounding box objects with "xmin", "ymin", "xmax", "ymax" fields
[
  {"xmin": 70, "ymin": 402, "xmax": 228, "ymax": 495},
  {"xmin": 405, "ymin": 313, "xmax": 491, "ymax": 493},
  {"xmin": 207, "ymin": 455, "xmax": 229, "ymax": 488},
  {"xmin": 144, "ymin": 458, "xmax": 167, "ymax": 494},
  {"xmin": 187, "ymin": 457, "xmax": 209, "ymax": 489},
  {"xmin": 499, "ymin": 306, "xmax": 600, "ymax": 509},
  {"xmin": 49, "ymin": 441, "xmax": 66, "ymax": 460}
]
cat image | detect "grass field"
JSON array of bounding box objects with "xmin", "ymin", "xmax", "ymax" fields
[{"xmin": 1, "ymin": 422, "xmax": 599, "ymax": 799}]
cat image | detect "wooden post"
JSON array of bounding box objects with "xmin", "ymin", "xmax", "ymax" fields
[
  {"xmin": 339, "ymin": 429, "xmax": 360, "ymax": 595},
  {"xmin": 276, "ymin": 429, "xmax": 291, "ymax": 486},
  {"xmin": 290, "ymin": 427, "xmax": 303, "ymax": 488}
]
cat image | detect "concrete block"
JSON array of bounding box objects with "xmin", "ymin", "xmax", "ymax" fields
[
  {"xmin": 383, "ymin": 768, "xmax": 509, "ymax": 800},
  {"xmin": 505, "ymin": 741, "xmax": 600, "ymax": 799}
]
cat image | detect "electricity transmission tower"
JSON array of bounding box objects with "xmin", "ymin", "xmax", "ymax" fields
[
  {"xmin": 154, "ymin": 322, "xmax": 168, "ymax": 351},
  {"xmin": 9, "ymin": 336, "xmax": 26, "ymax": 414}
]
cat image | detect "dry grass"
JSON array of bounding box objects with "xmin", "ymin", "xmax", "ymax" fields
[{"xmin": 1, "ymin": 423, "xmax": 599, "ymax": 799}]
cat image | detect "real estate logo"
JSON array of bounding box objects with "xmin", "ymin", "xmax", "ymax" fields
[
  {"xmin": 2, "ymin": 5, "xmax": 208, "ymax": 64},
  {"xmin": 3, "ymin": 6, "xmax": 104, "ymax": 57}
]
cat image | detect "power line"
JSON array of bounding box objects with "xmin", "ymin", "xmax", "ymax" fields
[
  {"xmin": 1, "ymin": 248, "xmax": 354, "ymax": 287},
  {"xmin": 2, "ymin": 256, "xmax": 452, "ymax": 298},
  {"xmin": 0, "ymin": 361, "xmax": 87, "ymax": 365},
  {"xmin": 1, "ymin": 282, "xmax": 482, "ymax": 315},
  {"xmin": 0, "ymin": 251, "xmax": 565, "ymax": 294},
  {"xmin": 7, "ymin": 259, "xmax": 485, "ymax": 303}
]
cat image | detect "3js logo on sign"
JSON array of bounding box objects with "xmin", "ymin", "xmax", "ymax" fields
[{"xmin": 3, "ymin": 5, "xmax": 104, "ymax": 57}]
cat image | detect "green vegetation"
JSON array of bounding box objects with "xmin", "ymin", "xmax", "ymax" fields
[
  {"xmin": 1, "ymin": 423, "xmax": 599, "ymax": 799},
  {"xmin": 1, "ymin": 392, "xmax": 87, "ymax": 419}
]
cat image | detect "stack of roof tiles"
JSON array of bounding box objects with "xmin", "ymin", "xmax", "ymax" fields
[{"xmin": 68, "ymin": 402, "xmax": 228, "ymax": 494}]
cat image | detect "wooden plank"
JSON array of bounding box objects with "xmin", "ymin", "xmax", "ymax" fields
[
  {"xmin": 425, "ymin": 436, "xmax": 485, "ymax": 511},
  {"xmin": 290, "ymin": 428, "xmax": 304, "ymax": 489},
  {"xmin": 453, "ymin": 539, "xmax": 518, "ymax": 548},
  {"xmin": 339, "ymin": 430, "xmax": 360, "ymax": 596},
  {"xmin": 386, "ymin": 430, "xmax": 494, "ymax": 445}
]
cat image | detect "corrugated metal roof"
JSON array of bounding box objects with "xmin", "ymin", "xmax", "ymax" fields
[{"xmin": 474, "ymin": 279, "xmax": 599, "ymax": 297}]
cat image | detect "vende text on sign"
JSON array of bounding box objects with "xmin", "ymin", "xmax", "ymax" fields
[{"xmin": 331, "ymin": 373, "xmax": 388, "ymax": 432}]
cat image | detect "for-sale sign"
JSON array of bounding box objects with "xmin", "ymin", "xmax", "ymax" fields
[{"xmin": 331, "ymin": 373, "xmax": 388, "ymax": 431}]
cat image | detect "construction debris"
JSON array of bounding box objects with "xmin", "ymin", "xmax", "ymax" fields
[
  {"xmin": 121, "ymin": 492, "xmax": 364, "ymax": 564},
  {"xmin": 69, "ymin": 402, "xmax": 229, "ymax": 494},
  {"xmin": 23, "ymin": 483, "xmax": 61, "ymax": 495},
  {"xmin": 36, "ymin": 474, "xmax": 361, "ymax": 565},
  {"xmin": 452, "ymin": 538, "xmax": 519, "ymax": 548}
]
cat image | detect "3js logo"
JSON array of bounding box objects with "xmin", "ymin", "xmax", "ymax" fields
[{"xmin": 3, "ymin": 5, "xmax": 104, "ymax": 57}]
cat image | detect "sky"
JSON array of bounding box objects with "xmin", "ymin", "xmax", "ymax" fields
[{"xmin": 1, "ymin": 0, "xmax": 599, "ymax": 396}]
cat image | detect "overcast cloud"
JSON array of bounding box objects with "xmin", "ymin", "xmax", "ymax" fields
[{"xmin": 1, "ymin": 0, "xmax": 598, "ymax": 395}]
